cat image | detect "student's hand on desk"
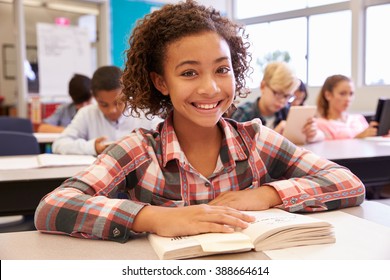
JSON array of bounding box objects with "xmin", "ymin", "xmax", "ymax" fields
[
  {"xmin": 355, "ymin": 121, "xmax": 378, "ymax": 138},
  {"xmin": 274, "ymin": 120, "xmax": 286, "ymax": 134},
  {"xmin": 208, "ymin": 186, "xmax": 282, "ymax": 211},
  {"xmin": 95, "ymin": 136, "xmax": 110, "ymax": 154},
  {"xmin": 132, "ymin": 204, "xmax": 255, "ymax": 237}
]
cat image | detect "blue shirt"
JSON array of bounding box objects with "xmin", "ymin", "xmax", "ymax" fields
[{"xmin": 43, "ymin": 103, "xmax": 77, "ymax": 127}]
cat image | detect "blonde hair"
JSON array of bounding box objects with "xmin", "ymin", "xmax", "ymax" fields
[{"xmin": 262, "ymin": 61, "xmax": 299, "ymax": 94}]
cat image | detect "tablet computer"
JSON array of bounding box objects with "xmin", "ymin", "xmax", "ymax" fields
[
  {"xmin": 283, "ymin": 105, "xmax": 317, "ymax": 145},
  {"xmin": 373, "ymin": 98, "xmax": 390, "ymax": 136}
]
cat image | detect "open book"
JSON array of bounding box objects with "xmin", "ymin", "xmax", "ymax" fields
[
  {"xmin": 0, "ymin": 154, "xmax": 96, "ymax": 170},
  {"xmin": 148, "ymin": 208, "xmax": 335, "ymax": 260}
]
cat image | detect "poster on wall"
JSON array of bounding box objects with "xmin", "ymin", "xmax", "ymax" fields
[{"xmin": 37, "ymin": 23, "xmax": 92, "ymax": 98}]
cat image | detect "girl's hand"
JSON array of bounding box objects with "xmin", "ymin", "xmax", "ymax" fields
[
  {"xmin": 274, "ymin": 120, "xmax": 286, "ymax": 134},
  {"xmin": 355, "ymin": 121, "xmax": 378, "ymax": 138},
  {"xmin": 132, "ymin": 204, "xmax": 255, "ymax": 237},
  {"xmin": 94, "ymin": 136, "xmax": 110, "ymax": 154},
  {"xmin": 302, "ymin": 117, "xmax": 324, "ymax": 143},
  {"xmin": 209, "ymin": 186, "xmax": 282, "ymax": 211}
]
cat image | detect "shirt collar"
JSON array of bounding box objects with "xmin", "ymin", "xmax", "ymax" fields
[{"xmin": 161, "ymin": 112, "xmax": 249, "ymax": 168}]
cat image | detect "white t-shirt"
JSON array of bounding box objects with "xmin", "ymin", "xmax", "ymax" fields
[{"xmin": 53, "ymin": 104, "xmax": 163, "ymax": 155}]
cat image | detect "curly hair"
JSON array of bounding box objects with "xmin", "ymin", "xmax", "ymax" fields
[{"xmin": 121, "ymin": 0, "xmax": 251, "ymax": 118}]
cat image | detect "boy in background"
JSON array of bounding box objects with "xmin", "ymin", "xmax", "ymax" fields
[{"xmin": 53, "ymin": 66, "xmax": 162, "ymax": 155}]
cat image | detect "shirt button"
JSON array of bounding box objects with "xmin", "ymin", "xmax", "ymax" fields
[
  {"xmin": 113, "ymin": 228, "xmax": 121, "ymax": 237},
  {"xmin": 204, "ymin": 182, "xmax": 211, "ymax": 187}
]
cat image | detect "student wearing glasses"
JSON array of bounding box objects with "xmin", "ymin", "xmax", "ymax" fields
[{"xmin": 231, "ymin": 61, "xmax": 323, "ymax": 143}]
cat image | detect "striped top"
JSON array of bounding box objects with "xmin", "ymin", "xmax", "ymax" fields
[{"xmin": 34, "ymin": 114, "xmax": 365, "ymax": 242}]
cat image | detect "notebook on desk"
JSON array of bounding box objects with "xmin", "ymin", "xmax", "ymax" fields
[{"xmin": 373, "ymin": 98, "xmax": 390, "ymax": 136}]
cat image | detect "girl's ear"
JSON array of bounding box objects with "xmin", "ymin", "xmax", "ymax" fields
[
  {"xmin": 260, "ymin": 80, "xmax": 266, "ymax": 91},
  {"xmin": 150, "ymin": 72, "xmax": 169, "ymax": 96},
  {"xmin": 324, "ymin": 90, "xmax": 332, "ymax": 101}
]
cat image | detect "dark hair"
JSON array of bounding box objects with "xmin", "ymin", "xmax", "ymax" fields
[
  {"xmin": 68, "ymin": 74, "xmax": 92, "ymax": 105},
  {"xmin": 91, "ymin": 66, "xmax": 123, "ymax": 96},
  {"xmin": 296, "ymin": 79, "xmax": 308, "ymax": 105},
  {"xmin": 316, "ymin": 74, "xmax": 351, "ymax": 118},
  {"xmin": 121, "ymin": 0, "xmax": 251, "ymax": 118}
]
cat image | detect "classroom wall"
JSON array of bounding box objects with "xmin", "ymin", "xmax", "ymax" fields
[
  {"xmin": 110, "ymin": 0, "xmax": 164, "ymax": 68},
  {"xmin": 110, "ymin": 0, "xmax": 229, "ymax": 69},
  {"xmin": 0, "ymin": 2, "xmax": 98, "ymax": 107}
]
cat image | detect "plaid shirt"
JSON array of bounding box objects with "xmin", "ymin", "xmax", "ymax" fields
[
  {"xmin": 35, "ymin": 114, "xmax": 365, "ymax": 242},
  {"xmin": 231, "ymin": 97, "xmax": 290, "ymax": 128}
]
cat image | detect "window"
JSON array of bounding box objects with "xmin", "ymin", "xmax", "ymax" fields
[
  {"xmin": 234, "ymin": 0, "xmax": 345, "ymax": 19},
  {"xmin": 308, "ymin": 11, "xmax": 351, "ymax": 86},
  {"xmin": 365, "ymin": 4, "xmax": 390, "ymax": 85},
  {"xmin": 245, "ymin": 18, "xmax": 307, "ymax": 89},
  {"xmin": 234, "ymin": 0, "xmax": 390, "ymax": 88}
]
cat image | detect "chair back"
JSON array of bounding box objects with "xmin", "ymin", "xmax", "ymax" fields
[
  {"xmin": 0, "ymin": 116, "xmax": 34, "ymax": 133},
  {"xmin": 0, "ymin": 131, "xmax": 40, "ymax": 155}
]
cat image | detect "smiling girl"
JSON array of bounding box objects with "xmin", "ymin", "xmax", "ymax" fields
[{"xmin": 35, "ymin": 0, "xmax": 364, "ymax": 242}]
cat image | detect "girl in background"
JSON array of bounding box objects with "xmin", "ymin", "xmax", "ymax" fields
[{"xmin": 316, "ymin": 74, "xmax": 378, "ymax": 139}]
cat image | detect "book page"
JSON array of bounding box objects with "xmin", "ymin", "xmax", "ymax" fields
[
  {"xmin": 148, "ymin": 232, "xmax": 253, "ymax": 260},
  {"xmin": 148, "ymin": 234, "xmax": 201, "ymax": 260},
  {"xmin": 239, "ymin": 209, "xmax": 332, "ymax": 250},
  {"xmin": 192, "ymin": 232, "xmax": 254, "ymax": 252}
]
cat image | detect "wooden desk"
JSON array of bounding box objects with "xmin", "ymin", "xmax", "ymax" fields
[
  {"xmin": 0, "ymin": 200, "xmax": 389, "ymax": 260},
  {"xmin": 303, "ymin": 139, "xmax": 390, "ymax": 198},
  {"xmin": 0, "ymin": 160, "xmax": 87, "ymax": 216}
]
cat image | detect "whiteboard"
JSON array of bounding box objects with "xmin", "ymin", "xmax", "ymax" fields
[{"xmin": 37, "ymin": 23, "xmax": 92, "ymax": 97}]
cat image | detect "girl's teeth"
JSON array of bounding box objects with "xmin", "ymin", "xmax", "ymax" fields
[{"xmin": 196, "ymin": 103, "xmax": 218, "ymax": 109}]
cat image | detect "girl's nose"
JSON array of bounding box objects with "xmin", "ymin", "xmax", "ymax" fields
[{"xmin": 198, "ymin": 75, "xmax": 221, "ymax": 95}]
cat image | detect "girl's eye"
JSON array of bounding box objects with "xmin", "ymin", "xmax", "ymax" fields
[
  {"xmin": 217, "ymin": 67, "xmax": 231, "ymax": 74},
  {"xmin": 181, "ymin": 70, "xmax": 197, "ymax": 77}
]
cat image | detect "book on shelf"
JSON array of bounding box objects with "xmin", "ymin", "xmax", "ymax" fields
[
  {"xmin": 148, "ymin": 208, "xmax": 335, "ymax": 260},
  {"xmin": 0, "ymin": 154, "xmax": 96, "ymax": 170}
]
